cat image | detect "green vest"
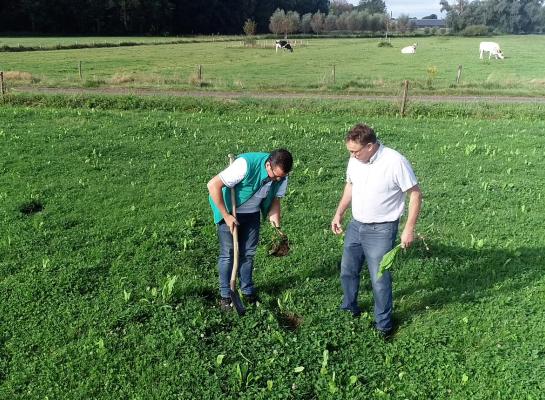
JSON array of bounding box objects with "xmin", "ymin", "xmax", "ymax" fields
[{"xmin": 209, "ymin": 153, "xmax": 285, "ymax": 224}]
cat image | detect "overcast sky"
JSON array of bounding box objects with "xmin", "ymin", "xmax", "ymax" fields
[{"xmin": 348, "ymin": 1, "xmax": 444, "ymax": 19}]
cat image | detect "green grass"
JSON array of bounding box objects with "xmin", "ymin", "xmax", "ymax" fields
[
  {"xmin": 0, "ymin": 36, "xmax": 237, "ymax": 47},
  {"xmin": 1, "ymin": 95, "xmax": 544, "ymax": 398},
  {"xmin": 2, "ymin": 35, "xmax": 545, "ymax": 95}
]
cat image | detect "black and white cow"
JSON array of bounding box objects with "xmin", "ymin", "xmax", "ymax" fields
[{"xmin": 275, "ymin": 40, "xmax": 293, "ymax": 53}]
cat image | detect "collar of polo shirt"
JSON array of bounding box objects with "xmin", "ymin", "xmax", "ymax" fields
[{"xmin": 367, "ymin": 142, "xmax": 383, "ymax": 164}]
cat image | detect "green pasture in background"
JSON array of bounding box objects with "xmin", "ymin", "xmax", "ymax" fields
[
  {"xmin": 1, "ymin": 95, "xmax": 544, "ymax": 398},
  {"xmin": 0, "ymin": 36, "xmax": 226, "ymax": 47},
  {"xmin": 1, "ymin": 35, "xmax": 545, "ymax": 95}
]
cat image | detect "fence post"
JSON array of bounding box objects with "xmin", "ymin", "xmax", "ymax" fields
[
  {"xmin": 198, "ymin": 65, "xmax": 202, "ymax": 81},
  {"xmin": 0, "ymin": 71, "xmax": 4, "ymax": 97},
  {"xmin": 400, "ymin": 80, "xmax": 409, "ymax": 117},
  {"xmin": 79, "ymin": 61, "xmax": 83, "ymax": 80},
  {"xmin": 456, "ymin": 64, "xmax": 463, "ymax": 84},
  {"xmin": 332, "ymin": 65, "xmax": 336, "ymax": 84}
]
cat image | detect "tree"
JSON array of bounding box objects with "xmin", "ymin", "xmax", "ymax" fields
[
  {"xmin": 329, "ymin": 0, "xmax": 353, "ymax": 15},
  {"xmin": 269, "ymin": 8, "xmax": 286, "ymax": 35},
  {"xmin": 396, "ymin": 14, "xmax": 411, "ymax": 33},
  {"xmin": 346, "ymin": 10, "xmax": 361, "ymax": 31},
  {"xmin": 357, "ymin": 0, "xmax": 386, "ymax": 14},
  {"xmin": 243, "ymin": 19, "xmax": 257, "ymax": 36},
  {"xmin": 336, "ymin": 11, "xmax": 349, "ymax": 30},
  {"xmin": 324, "ymin": 13, "xmax": 338, "ymax": 31},
  {"xmin": 369, "ymin": 13, "xmax": 384, "ymax": 32},
  {"xmin": 301, "ymin": 12, "xmax": 313, "ymax": 33},
  {"xmin": 422, "ymin": 14, "xmax": 438, "ymax": 19},
  {"xmin": 269, "ymin": 8, "xmax": 300, "ymax": 37},
  {"xmin": 283, "ymin": 10, "xmax": 301, "ymax": 37},
  {"xmin": 310, "ymin": 10, "xmax": 325, "ymax": 33}
]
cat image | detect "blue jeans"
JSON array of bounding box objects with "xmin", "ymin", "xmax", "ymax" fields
[
  {"xmin": 217, "ymin": 212, "xmax": 260, "ymax": 298},
  {"xmin": 340, "ymin": 219, "xmax": 399, "ymax": 331}
]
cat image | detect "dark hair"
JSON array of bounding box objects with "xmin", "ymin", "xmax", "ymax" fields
[
  {"xmin": 346, "ymin": 123, "xmax": 377, "ymax": 145},
  {"xmin": 269, "ymin": 149, "xmax": 293, "ymax": 173}
]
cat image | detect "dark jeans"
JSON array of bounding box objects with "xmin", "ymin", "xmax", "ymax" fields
[
  {"xmin": 217, "ymin": 212, "xmax": 260, "ymax": 298},
  {"xmin": 340, "ymin": 219, "xmax": 399, "ymax": 331}
]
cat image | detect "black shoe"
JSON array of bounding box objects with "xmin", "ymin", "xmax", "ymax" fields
[
  {"xmin": 243, "ymin": 294, "xmax": 260, "ymax": 305},
  {"xmin": 219, "ymin": 297, "xmax": 232, "ymax": 312},
  {"xmin": 374, "ymin": 327, "xmax": 394, "ymax": 341}
]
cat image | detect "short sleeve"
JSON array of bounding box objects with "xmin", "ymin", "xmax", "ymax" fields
[
  {"xmin": 394, "ymin": 156, "xmax": 418, "ymax": 192},
  {"xmin": 219, "ymin": 158, "xmax": 248, "ymax": 188},
  {"xmin": 275, "ymin": 177, "xmax": 288, "ymax": 197}
]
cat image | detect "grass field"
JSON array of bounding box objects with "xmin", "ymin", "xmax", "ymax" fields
[
  {"xmin": 2, "ymin": 35, "xmax": 545, "ymax": 95},
  {"xmin": 1, "ymin": 94, "xmax": 544, "ymax": 398},
  {"xmin": 0, "ymin": 36, "xmax": 230, "ymax": 47}
]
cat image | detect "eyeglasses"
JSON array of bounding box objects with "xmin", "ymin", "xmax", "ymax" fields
[
  {"xmin": 349, "ymin": 143, "xmax": 372, "ymax": 156},
  {"xmin": 349, "ymin": 146, "xmax": 365, "ymax": 156},
  {"xmin": 267, "ymin": 163, "xmax": 287, "ymax": 180}
]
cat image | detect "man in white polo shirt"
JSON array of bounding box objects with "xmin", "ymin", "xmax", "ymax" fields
[{"xmin": 331, "ymin": 123, "xmax": 422, "ymax": 338}]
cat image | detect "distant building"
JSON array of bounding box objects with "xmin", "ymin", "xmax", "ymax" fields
[{"xmin": 414, "ymin": 19, "xmax": 446, "ymax": 28}]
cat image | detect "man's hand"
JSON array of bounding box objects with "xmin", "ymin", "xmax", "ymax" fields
[
  {"xmin": 400, "ymin": 227, "xmax": 415, "ymax": 248},
  {"xmin": 331, "ymin": 214, "xmax": 344, "ymax": 235},
  {"xmin": 224, "ymin": 214, "xmax": 239, "ymax": 234}
]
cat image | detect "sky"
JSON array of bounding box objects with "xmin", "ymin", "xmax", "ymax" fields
[{"xmin": 348, "ymin": 1, "xmax": 445, "ymax": 19}]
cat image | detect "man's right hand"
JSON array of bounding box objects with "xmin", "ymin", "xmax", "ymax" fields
[
  {"xmin": 331, "ymin": 214, "xmax": 344, "ymax": 235},
  {"xmin": 224, "ymin": 214, "xmax": 239, "ymax": 234}
]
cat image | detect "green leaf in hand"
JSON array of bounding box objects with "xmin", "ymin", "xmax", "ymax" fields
[{"xmin": 377, "ymin": 244, "xmax": 402, "ymax": 279}]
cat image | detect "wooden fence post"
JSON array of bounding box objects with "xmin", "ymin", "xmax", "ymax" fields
[
  {"xmin": 332, "ymin": 65, "xmax": 336, "ymax": 84},
  {"xmin": 79, "ymin": 61, "xmax": 83, "ymax": 80},
  {"xmin": 456, "ymin": 64, "xmax": 463, "ymax": 84},
  {"xmin": 0, "ymin": 72, "xmax": 4, "ymax": 97},
  {"xmin": 198, "ymin": 65, "xmax": 202, "ymax": 81},
  {"xmin": 400, "ymin": 80, "xmax": 409, "ymax": 117}
]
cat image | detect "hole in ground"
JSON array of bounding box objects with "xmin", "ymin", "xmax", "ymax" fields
[
  {"xmin": 19, "ymin": 199, "xmax": 44, "ymax": 215},
  {"xmin": 277, "ymin": 311, "xmax": 303, "ymax": 332}
]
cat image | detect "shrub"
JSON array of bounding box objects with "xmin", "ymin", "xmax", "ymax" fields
[
  {"xmin": 243, "ymin": 19, "xmax": 257, "ymax": 36},
  {"xmin": 4, "ymin": 71, "xmax": 35, "ymax": 82},
  {"xmin": 377, "ymin": 40, "xmax": 392, "ymax": 47},
  {"xmin": 461, "ymin": 25, "xmax": 489, "ymax": 36}
]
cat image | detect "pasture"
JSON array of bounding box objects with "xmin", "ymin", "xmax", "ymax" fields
[
  {"xmin": 1, "ymin": 35, "xmax": 545, "ymax": 95},
  {"xmin": 1, "ymin": 95, "xmax": 544, "ymax": 398}
]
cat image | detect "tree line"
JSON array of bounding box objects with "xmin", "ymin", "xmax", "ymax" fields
[
  {"xmin": 441, "ymin": 0, "xmax": 545, "ymax": 34},
  {"xmin": 0, "ymin": 0, "xmax": 390, "ymax": 35},
  {"xmin": 267, "ymin": 8, "xmax": 420, "ymax": 36},
  {"xmin": 0, "ymin": 0, "xmax": 329, "ymax": 35},
  {"xmin": 2, "ymin": 0, "xmax": 544, "ymax": 36}
]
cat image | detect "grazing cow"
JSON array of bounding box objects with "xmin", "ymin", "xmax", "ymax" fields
[
  {"xmin": 401, "ymin": 43, "xmax": 417, "ymax": 54},
  {"xmin": 275, "ymin": 40, "xmax": 293, "ymax": 53},
  {"xmin": 479, "ymin": 41, "xmax": 504, "ymax": 59}
]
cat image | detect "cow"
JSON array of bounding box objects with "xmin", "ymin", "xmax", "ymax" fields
[
  {"xmin": 275, "ymin": 40, "xmax": 293, "ymax": 53},
  {"xmin": 479, "ymin": 41, "xmax": 504, "ymax": 60},
  {"xmin": 401, "ymin": 43, "xmax": 417, "ymax": 54}
]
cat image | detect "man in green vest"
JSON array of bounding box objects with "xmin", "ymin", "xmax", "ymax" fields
[{"xmin": 208, "ymin": 149, "xmax": 293, "ymax": 311}]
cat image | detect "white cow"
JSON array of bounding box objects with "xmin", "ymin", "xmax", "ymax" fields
[
  {"xmin": 401, "ymin": 43, "xmax": 417, "ymax": 54},
  {"xmin": 479, "ymin": 41, "xmax": 504, "ymax": 59}
]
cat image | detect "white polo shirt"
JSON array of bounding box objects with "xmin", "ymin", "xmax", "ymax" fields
[
  {"xmin": 219, "ymin": 158, "xmax": 288, "ymax": 214},
  {"xmin": 347, "ymin": 143, "xmax": 417, "ymax": 223}
]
